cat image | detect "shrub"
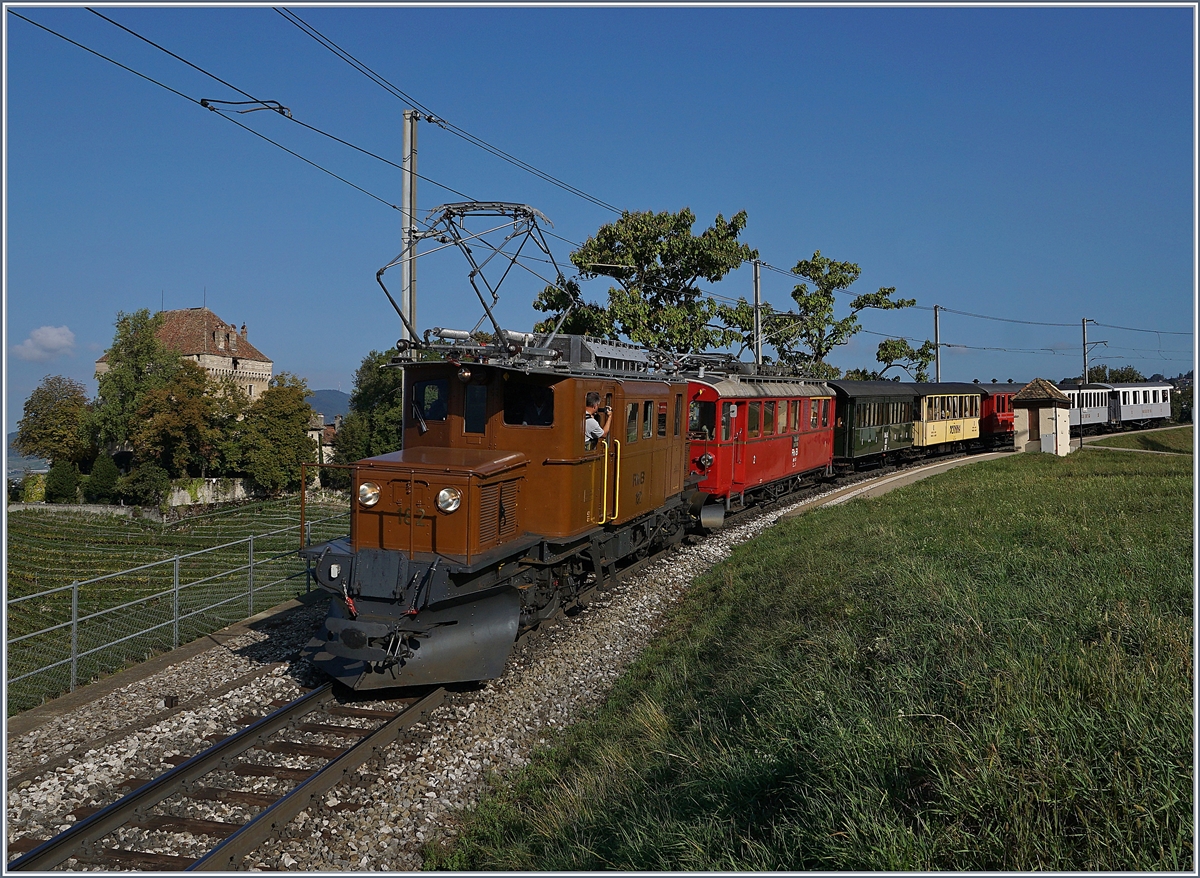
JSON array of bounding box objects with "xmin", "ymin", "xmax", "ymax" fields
[
  {"xmin": 44, "ymin": 460, "xmax": 79, "ymax": 504},
  {"xmin": 21, "ymin": 473, "xmax": 46, "ymax": 503},
  {"xmin": 117, "ymin": 463, "xmax": 171, "ymax": 506},
  {"xmin": 83, "ymin": 453, "xmax": 120, "ymax": 503}
]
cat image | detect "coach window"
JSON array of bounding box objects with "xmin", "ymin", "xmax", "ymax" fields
[
  {"xmin": 643, "ymin": 401, "xmax": 654, "ymax": 439},
  {"xmin": 792, "ymin": 400, "xmax": 802, "ymax": 431},
  {"xmin": 503, "ymin": 380, "xmax": 553, "ymax": 426},
  {"xmin": 689, "ymin": 400, "xmax": 716, "ymax": 439},
  {"xmin": 822, "ymin": 398, "xmax": 830, "ymax": 427},
  {"xmin": 722, "ymin": 402, "xmax": 735, "ymax": 441},
  {"xmin": 763, "ymin": 401, "xmax": 775, "ymax": 435},
  {"xmin": 414, "ymin": 379, "xmax": 450, "ymax": 421},
  {"xmin": 464, "ymin": 384, "xmax": 487, "ymax": 434},
  {"xmin": 1122, "ymin": 391, "xmax": 1129, "ymax": 405},
  {"xmin": 674, "ymin": 394, "xmax": 683, "ymax": 437},
  {"xmin": 810, "ymin": 399, "xmax": 820, "ymax": 430},
  {"xmin": 1163, "ymin": 389, "xmax": 1170, "ymax": 405},
  {"xmin": 626, "ymin": 403, "xmax": 640, "ymax": 443}
]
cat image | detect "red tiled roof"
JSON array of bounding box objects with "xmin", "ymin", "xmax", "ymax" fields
[
  {"xmin": 97, "ymin": 308, "xmax": 271, "ymax": 364},
  {"xmin": 158, "ymin": 308, "xmax": 271, "ymax": 362}
]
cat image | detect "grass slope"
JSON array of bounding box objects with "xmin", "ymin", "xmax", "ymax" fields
[
  {"xmin": 428, "ymin": 451, "xmax": 1193, "ymax": 872},
  {"xmin": 1089, "ymin": 425, "xmax": 1193, "ymax": 454}
]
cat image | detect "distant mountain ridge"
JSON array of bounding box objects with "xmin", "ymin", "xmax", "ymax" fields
[
  {"xmin": 307, "ymin": 389, "xmax": 350, "ymax": 422},
  {"xmin": 7, "ymin": 431, "xmax": 49, "ymax": 479}
]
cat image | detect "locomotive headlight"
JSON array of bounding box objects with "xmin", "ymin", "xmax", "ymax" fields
[
  {"xmin": 698, "ymin": 452, "xmax": 715, "ymax": 469},
  {"xmin": 436, "ymin": 486, "xmax": 462, "ymax": 513},
  {"xmin": 358, "ymin": 481, "xmax": 381, "ymax": 507}
]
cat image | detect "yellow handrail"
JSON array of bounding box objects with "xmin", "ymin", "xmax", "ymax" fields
[
  {"xmin": 612, "ymin": 439, "xmax": 622, "ymax": 521},
  {"xmin": 599, "ymin": 439, "xmax": 610, "ymax": 524}
]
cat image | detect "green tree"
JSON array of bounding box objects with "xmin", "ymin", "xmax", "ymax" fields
[
  {"xmin": 131, "ymin": 360, "xmax": 219, "ymax": 478},
  {"xmin": 83, "ymin": 453, "xmax": 120, "ymax": 503},
  {"xmin": 208, "ymin": 377, "xmax": 250, "ymax": 477},
  {"xmin": 843, "ymin": 338, "xmax": 937, "ymax": 381},
  {"xmin": 242, "ymin": 373, "xmax": 316, "ymax": 495},
  {"xmin": 333, "ymin": 350, "xmax": 407, "ymax": 461},
  {"xmin": 44, "ymin": 459, "xmax": 79, "ymax": 504},
  {"xmin": 568, "ymin": 208, "xmax": 757, "ymax": 354},
  {"xmin": 1107, "ymin": 365, "xmax": 1146, "ymax": 383},
  {"xmin": 531, "ymin": 276, "xmax": 617, "ymax": 338},
  {"xmin": 117, "ymin": 462, "xmax": 171, "ymax": 506},
  {"xmin": 766, "ymin": 251, "xmax": 915, "ymax": 378},
  {"xmin": 94, "ymin": 310, "xmax": 181, "ymax": 447},
  {"xmin": 14, "ymin": 375, "xmax": 90, "ymax": 464}
]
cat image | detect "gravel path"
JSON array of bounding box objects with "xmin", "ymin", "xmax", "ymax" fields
[{"xmin": 6, "ymin": 495, "xmax": 824, "ymax": 870}]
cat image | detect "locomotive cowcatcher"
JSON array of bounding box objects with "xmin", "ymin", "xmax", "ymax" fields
[{"xmin": 301, "ymin": 336, "xmax": 693, "ymax": 690}]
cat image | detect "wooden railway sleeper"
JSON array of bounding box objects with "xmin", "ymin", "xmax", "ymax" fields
[{"xmin": 7, "ymin": 684, "xmax": 336, "ymax": 872}]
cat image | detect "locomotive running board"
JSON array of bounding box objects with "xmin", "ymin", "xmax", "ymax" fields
[{"xmin": 302, "ymin": 590, "xmax": 521, "ymax": 690}]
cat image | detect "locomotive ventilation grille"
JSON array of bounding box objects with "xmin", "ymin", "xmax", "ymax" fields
[{"xmin": 478, "ymin": 481, "xmax": 520, "ymax": 545}]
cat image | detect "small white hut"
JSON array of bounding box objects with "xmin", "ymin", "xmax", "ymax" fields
[{"xmin": 1012, "ymin": 378, "xmax": 1073, "ymax": 456}]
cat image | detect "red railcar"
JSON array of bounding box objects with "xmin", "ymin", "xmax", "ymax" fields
[
  {"xmin": 979, "ymin": 387, "xmax": 1016, "ymax": 443},
  {"xmin": 686, "ymin": 375, "xmax": 836, "ymax": 524}
]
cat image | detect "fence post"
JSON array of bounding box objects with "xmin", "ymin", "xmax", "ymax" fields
[
  {"xmin": 70, "ymin": 581, "xmax": 79, "ymax": 692},
  {"xmin": 248, "ymin": 535, "xmax": 254, "ymax": 617},
  {"xmin": 173, "ymin": 556, "xmax": 180, "ymax": 650}
]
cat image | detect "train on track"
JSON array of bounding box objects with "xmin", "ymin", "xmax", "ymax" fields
[{"xmin": 299, "ymin": 334, "xmax": 1174, "ymax": 692}]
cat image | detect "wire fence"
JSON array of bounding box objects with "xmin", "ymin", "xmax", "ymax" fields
[{"xmin": 6, "ymin": 508, "xmax": 349, "ymax": 716}]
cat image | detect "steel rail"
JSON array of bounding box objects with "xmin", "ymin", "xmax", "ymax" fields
[
  {"xmin": 188, "ymin": 687, "xmax": 445, "ymax": 871},
  {"xmin": 7, "ymin": 684, "xmax": 336, "ymax": 871}
]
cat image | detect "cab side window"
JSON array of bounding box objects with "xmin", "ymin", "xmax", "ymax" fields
[
  {"xmin": 503, "ymin": 381, "xmax": 553, "ymax": 426},
  {"xmin": 414, "ymin": 379, "xmax": 449, "ymax": 421},
  {"xmin": 626, "ymin": 402, "xmax": 640, "ymax": 442}
]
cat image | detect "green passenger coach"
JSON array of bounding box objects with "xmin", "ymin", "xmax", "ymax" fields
[{"xmin": 826, "ymin": 381, "xmax": 917, "ymax": 462}]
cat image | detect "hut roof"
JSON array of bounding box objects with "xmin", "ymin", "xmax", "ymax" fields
[{"xmin": 1012, "ymin": 378, "xmax": 1071, "ymax": 408}]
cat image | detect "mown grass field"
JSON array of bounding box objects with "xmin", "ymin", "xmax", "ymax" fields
[
  {"xmin": 1089, "ymin": 425, "xmax": 1193, "ymax": 454},
  {"xmin": 428, "ymin": 451, "xmax": 1193, "ymax": 871}
]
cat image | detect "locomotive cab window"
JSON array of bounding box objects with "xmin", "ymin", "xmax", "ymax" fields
[
  {"xmin": 643, "ymin": 401, "xmax": 654, "ymax": 439},
  {"xmin": 689, "ymin": 401, "xmax": 716, "ymax": 439},
  {"xmin": 503, "ymin": 380, "xmax": 553, "ymax": 426},
  {"xmin": 626, "ymin": 403, "xmax": 640, "ymax": 443},
  {"xmin": 414, "ymin": 379, "xmax": 449, "ymax": 421},
  {"xmin": 464, "ymin": 384, "xmax": 487, "ymax": 434},
  {"xmin": 722, "ymin": 402, "xmax": 735, "ymax": 441},
  {"xmin": 763, "ymin": 401, "xmax": 775, "ymax": 435},
  {"xmin": 674, "ymin": 394, "xmax": 683, "ymax": 437}
]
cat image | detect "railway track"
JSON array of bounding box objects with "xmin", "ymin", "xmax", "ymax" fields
[
  {"xmin": 7, "ymin": 685, "xmax": 444, "ymax": 871},
  {"xmin": 7, "ymin": 445, "xmax": 1002, "ymax": 870}
]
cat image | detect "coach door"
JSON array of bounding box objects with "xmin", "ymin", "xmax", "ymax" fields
[{"xmin": 588, "ymin": 389, "xmax": 620, "ymax": 526}]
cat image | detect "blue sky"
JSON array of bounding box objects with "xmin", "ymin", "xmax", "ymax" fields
[{"xmin": 5, "ymin": 5, "xmax": 1195, "ymax": 431}]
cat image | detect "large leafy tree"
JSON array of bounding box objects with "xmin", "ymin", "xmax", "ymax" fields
[
  {"xmin": 241, "ymin": 373, "xmax": 316, "ymax": 494},
  {"xmin": 333, "ymin": 350, "xmax": 407, "ymax": 464},
  {"xmin": 561, "ymin": 208, "xmax": 758, "ymax": 354},
  {"xmin": 767, "ymin": 251, "xmax": 915, "ymax": 378},
  {"xmin": 94, "ymin": 309, "xmax": 181, "ymax": 447},
  {"xmin": 14, "ymin": 375, "xmax": 91, "ymax": 464},
  {"xmin": 130, "ymin": 360, "xmax": 219, "ymax": 478},
  {"xmin": 531, "ymin": 277, "xmax": 616, "ymax": 338},
  {"xmin": 844, "ymin": 338, "xmax": 938, "ymax": 382}
]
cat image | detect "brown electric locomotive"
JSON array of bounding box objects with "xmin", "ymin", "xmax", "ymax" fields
[{"xmin": 301, "ymin": 336, "xmax": 693, "ymax": 690}]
